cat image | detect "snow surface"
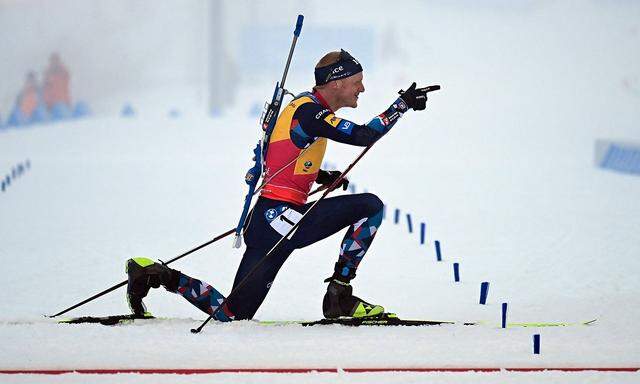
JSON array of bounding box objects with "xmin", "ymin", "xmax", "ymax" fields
[
  {"xmin": 2, "ymin": 1, "xmax": 640, "ymax": 383},
  {"xmin": 1, "ymin": 106, "xmax": 638, "ymax": 382}
]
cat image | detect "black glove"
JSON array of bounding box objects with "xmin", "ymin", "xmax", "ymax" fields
[
  {"xmin": 399, "ymin": 82, "xmax": 433, "ymax": 111},
  {"xmin": 316, "ymin": 170, "xmax": 349, "ymax": 191}
]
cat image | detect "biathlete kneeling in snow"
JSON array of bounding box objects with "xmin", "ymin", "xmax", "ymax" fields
[{"xmin": 125, "ymin": 49, "xmax": 433, "ymax": 321}]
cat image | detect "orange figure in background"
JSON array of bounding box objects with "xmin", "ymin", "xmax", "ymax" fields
[
  {"xmin": 43, "ymin": 53, "xmax": 71, "ymax": 110},
  {"xmin": 18, "ymin": 71, "xmax": 40, "ymax": 119}
]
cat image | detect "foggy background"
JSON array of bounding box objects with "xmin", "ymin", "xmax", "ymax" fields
[{"xmin": 2, "ymin": 0, "xmax": 637, "ymax": 128}]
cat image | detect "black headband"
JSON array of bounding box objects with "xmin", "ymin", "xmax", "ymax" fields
[{"xmin": 314, "ymin": 49, "xmax": 363, "ymax": 86}]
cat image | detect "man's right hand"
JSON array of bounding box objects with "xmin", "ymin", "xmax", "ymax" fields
[
  {"xmin": 399, "ymin": 82, "xmax": 440, "ymax": 111},
  {"xmin": 316, "ymin": 170, "xmax": 349, "ymax": 191}
]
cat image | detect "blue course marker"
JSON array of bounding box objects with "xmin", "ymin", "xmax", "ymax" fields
[
  {"xmin": 533, "ymin": 334, "xmax": 541, "ymax": 354},
  {"xmin": 453, "ymin": 262, "xmax": 460, "ymax": 282},
  {"xmin": 72, "ymin": 101, "xmax": 91, "ymax": 117},
  {"xmin": 420, "ymin": 222, "xmax": 426, "ymax": 245},
  {"xmin": 479, "ymin": 282, "xmax": 490, "ymax": 304},
  {"xmin": 121, "ymin": 103, "xmax": 135, "ymax": 117},
  {"xmin": 394, "ymin": 209, "xmax": 400, "ymax": 224},
  {"xmin": 435, "ymin": 240, "xmax": 442, "ymax": 261},
  {"xmin": 501, "ymin": 303, "xmax": 508, "ymax": 328},
  {"xmin": 168, "ymin": 109, "xmax": 181, "ymax": 119},
  {"xmin": 406, "ymin": 213, "xmax": 413, "ymax": 233},
  {"xmin": 210, "ymin": 107, "xmax": 222, "ymax": 117}
]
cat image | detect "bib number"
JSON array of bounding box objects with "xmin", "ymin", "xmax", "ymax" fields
[{"xmin": 268, "ymin": 207, "xmax": 303, "ymax": 236}]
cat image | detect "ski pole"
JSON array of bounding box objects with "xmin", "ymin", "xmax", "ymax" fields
[
  {"xmin": 191, "ymin": 144, "xmax": 374, "ymax": 333},
  {"xmin": 47, "ymin": 185, "xmax": 329, "ymax": 318}
]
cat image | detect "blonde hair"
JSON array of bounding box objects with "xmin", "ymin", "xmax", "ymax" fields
[
  {"xmin": 314, "ymin": 51, "xmax": 342, "ymax": 90},
  {"xmin": 315, "ymin": 51, "xmax": 341, "ymax": 69}
]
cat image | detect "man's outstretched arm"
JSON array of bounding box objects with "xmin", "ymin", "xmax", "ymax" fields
[{"xmin": 295, "ymin": 83, "xmax": 433, "ymax": 147}]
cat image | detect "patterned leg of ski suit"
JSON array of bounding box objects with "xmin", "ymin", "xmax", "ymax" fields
[{"xmin": 172, "ymin": 193, "xmax": 384, "ymax": 321}]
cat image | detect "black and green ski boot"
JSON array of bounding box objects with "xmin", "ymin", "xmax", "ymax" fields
[
  {"xmin": 322, "ymin": 263, "xmax": 384, "ymax": 319},
  {"xmin": 125, "ymin": 257, "xmax": 180, "ymax": 316}
]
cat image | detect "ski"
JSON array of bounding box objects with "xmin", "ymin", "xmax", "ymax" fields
[
  {"xmin": 58, "ymin": 313, "xmax": 459, "ymax": 327},
  {"xmin": 259, "ymin": 313, "xmax": 472, "ymax": 327},
  {"xmin": 57, "ymin": 313, "xmax": 597, "ymax": 328},
  {"xmin": 257, "ymin": 317, "xmax": 597, "ymax": 327},
  {"xmin": 58, "ymin": 313, "xmax": 155, "ymax": 326},
  {"xmin": 506, "ymin": 319, "xmax": 598, "ymax": 327}
]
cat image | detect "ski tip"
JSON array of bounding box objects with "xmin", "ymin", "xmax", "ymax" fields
[
  {"xmin": 57, "ymin": 313, "xmax": 156, "ymax": 326},
  {"xmin": 57, "ymin": 317, "xmax": 80, "ymax": 324},
  {"xmin": 507, "ymin": 319, "xmax": 598, "ymax": 328}
]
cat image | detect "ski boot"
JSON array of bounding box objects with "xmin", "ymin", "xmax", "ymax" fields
[
  {"xmin": 125, "ymin": 257, "xmax": 180, "ymax": 316},
  {"xmin": 322, "ymin": 263, "xmax": 384, "ymax": 319}
]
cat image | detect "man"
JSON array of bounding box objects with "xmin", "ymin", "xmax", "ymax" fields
[
  {"xmin": 126, "ymin": 49, "xmax": 432, "ymax": 321},
  {"xmin": 43, "ymin": 53, "xmax": 72, "ymax": 112},
  {"xmin": 18, "ymin": 71, "xmax": 40, "ymax": 121}
]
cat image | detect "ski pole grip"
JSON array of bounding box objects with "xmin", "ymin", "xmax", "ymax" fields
[{"xmin": 294, "ymin": 15, "xmax": 304, "ymax": 36}]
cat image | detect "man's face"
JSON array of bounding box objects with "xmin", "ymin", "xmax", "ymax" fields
[{"xmin": 336, "ymin": 72, "xmax": 365, "ymax": 108}]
